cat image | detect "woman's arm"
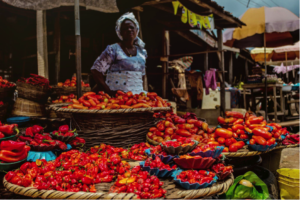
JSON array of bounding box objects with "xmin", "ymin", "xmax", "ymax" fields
[{"xmin": 91, "ymin": 69, "xmax": 116, "ymax": 97}]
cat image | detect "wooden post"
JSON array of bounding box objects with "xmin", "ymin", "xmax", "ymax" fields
[
  {"xmin": 54, "ymin": 11, "xmax": 61, "ymax": 84},
  {"xmin": 162, "ymin": 30, "xmax": 170, "ymax": 99},
  {"xmin": 36, "ymin": 10, "xmax": 48, "ymax": 78},
  {"xmin": 75, "ymin": 0, "xmax": 82, "ymax": 97},
  {"xmin": 245, "ymin": 60, "xmax": 248, "ymax": 79},
  {"xmin": 204, "ymin": 52, "xmax": 208, "ymax": 72},
  {"xmin": 135, "ymin": 11, "xmax": 148, "ymax": 91},
  {"xmin": 229, "ymin": 52, "xmax": 233, "ymax": 85},
  {"xmin": 217, "ymin": 29, "xmax": 225, "ymax": 116}
]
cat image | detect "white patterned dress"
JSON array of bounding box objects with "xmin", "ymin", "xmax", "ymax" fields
[{"xmin": 91, "ymin": 43, "xmax": 147, "ymax": 94}]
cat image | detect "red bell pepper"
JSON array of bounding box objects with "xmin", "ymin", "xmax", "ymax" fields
[
  {"xmin": 59, "ymin": 125, "xmax": 69, "ymax": 133},
  {"xmin": 32, "ymin": 125, "xmax": 43, "ymax": 134},
  {"xmin": 0, "ymin": 140, "xmax": 25, "ymax": 151},
  {"xmin": 0, "ymin": 124, "xmax": 19, "ymax": 136}
]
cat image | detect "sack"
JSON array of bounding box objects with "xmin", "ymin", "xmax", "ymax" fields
[{"xmin": 223, "ymin": 171, "xmax": 269, "ymax": 199}]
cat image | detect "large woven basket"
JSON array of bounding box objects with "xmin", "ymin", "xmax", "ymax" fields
[
  {"xmin": 50, "ymin": 104, "xmax": 171, "ymax": 148},
  {"xmin": 11, "ymin": 98, "xmax": 46, "ymax": 117},
  {"xmin": 16, "ymin": 81, "xmax": 50, "ymax": 103},
  {"xmin": 50, "ymin": 86, "xmax": 91, "ymax": 98},
  {"xmin": 0, "ymin": 84, "xmax": 15, "ymax": 101},
  {"xmin": 3, "ymin": 173, "xmax": 234, "ymax": 199}
]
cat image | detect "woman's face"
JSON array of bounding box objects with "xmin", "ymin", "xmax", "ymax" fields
[{"xmin": 120, "ymin": 20, "xmax": 137, "ymax": 42}]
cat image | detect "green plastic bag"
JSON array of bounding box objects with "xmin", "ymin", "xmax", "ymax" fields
[{"xmin": 223, "ymin": 171, "xmax": 269, "ymax": 199}]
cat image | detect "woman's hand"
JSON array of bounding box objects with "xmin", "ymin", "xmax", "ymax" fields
[{"xmin": 91, "ymin": 69, "xmax": 116, "ymax": 96}]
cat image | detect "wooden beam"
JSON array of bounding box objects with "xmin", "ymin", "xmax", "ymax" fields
[
  {"xmin": 238, "ymin": 54, "xmax": 255, "ymax": 64},
  {"xmin": 151, "ymin": 4, "xmax": 180, "ymax": 16},
  {"xmin": 204, "ymin": 51, "xmax": 209, "ymax": 72},
  {"xmin": 36, "ymin": 10, "xmax": 48, "ymax": 78},
  {"xmin": 54, "ymin": 12, "xmax": 61, "ymax": 84},
  {"xmin": 245, "ymin": 60, "xmax": 249, "ymax": 79},
  {"xmin": 162, "ymin": 30, "xmax": 170, "ymax": 99},
  {"xmin": 142, "ymin": 0, "xmax": 173, "ymax": 6},
  {"xmin": 229, "ymin": 52, "xmax": 233, "ymax": 84},
  {"xmin": 132, "ymin": 6, "xmax": 143, "ymax": 12},
  {"xmin": 217, "ymin": 29, "xmax": 225, "ymax": 116}
]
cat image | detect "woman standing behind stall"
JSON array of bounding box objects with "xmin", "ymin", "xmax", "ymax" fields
[{"xmin": 91, "ymin": 12, "xmax": 147, "ymax": 96}]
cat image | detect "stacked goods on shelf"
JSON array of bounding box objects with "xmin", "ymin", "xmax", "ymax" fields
[
  {"xmin": 51, "ymin": 77, "xmax": 91, "ymax": 98},
  {"xmin": 14, "ymin": 74, "xmax": 51, "ymax": 117},
  {"xmin": 0, "ymin": 77, "xmax": 16, "ymax": 120}
]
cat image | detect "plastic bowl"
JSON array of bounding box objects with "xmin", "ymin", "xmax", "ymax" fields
[
  {"xmin": 174, "ymin": 156, "xmax": 216, "ymax": 170},
  {"xmin": 247, "ymin": 141, "xmax": 277, "ymax": 152},
  {"xmin": 160, "ymin": 140, "xmax": 198, "ymax": 155},
  {"xmin": 27, "ymin": 151, "xmax": 57, "ymax": 162},
  {"xmin": 50, "ymin": 132, "xmax": 78, "ymax": 143},
  {"xmin": 172, "ymin": 169, "xmax": 218, "ymax": 190},
  {"xmin": 139, "ymin": 161, "xmax": 176, "ymax": 178},
  {"xmin": 189, "ymin": 146, "xmax": 224, "ymax": 158},
  {"xmin": 6, "ymin": 116, "xmax": 30, "ymax": 126},
  {"xmin": 145, "ymin": 148, "xmax": 178, "ymax": 164},
  {"xmin": 0, "ymin": 159, "xmax": 27, "ymax": 171}
]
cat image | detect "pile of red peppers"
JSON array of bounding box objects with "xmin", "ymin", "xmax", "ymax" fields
[
  {"xmin": 18, "ymin": 74, "xmax": 51, "ymax": 89},
  {"xmin": 0, "ymin": 140, "xmax": 30, "ymax": 163},
  {"xmin": 0, "ymin": 76, "xmax": 15, "ymax": 88}
]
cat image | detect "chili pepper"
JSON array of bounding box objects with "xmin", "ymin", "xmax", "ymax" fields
[
  {"xmin": 56, "ymin": 140, "xmax": 67, "ymax": 150},
  {"xmin": 0, "ymin": 124, "xmax": 19, "ymax": 135},
  {"xmin": 58, "ymin": 125, "xmax": 69, "ymax": 133},
  {"xmin": 73, "ymin": 104, "xmax": 84, "ymax": 109},
  {"xmin": 0, "ymin": 132, "xmax": 4, "ymax": 139},
  {"xmin": 5, "ymin": 171, "xmax": 16, "ymax": 182},
  {"xmin": 0, "ymin": 140, "xmax": 25, "ymax": 151},
  {"xmin": 215, "ymin": 128, "xmax": 233, "ymax": 138},
  {"xmin": 175, "ymin": 129, "xmax": 191, "ymax": 137},
  {"xmin": 10, "ymin": 175, "xmax": 22, "ymax": 185},
  {"xmin": 0, "ymin": 147, "xmax": 26, "ymax": 157},
  {"xmin": 252, "ymin": 128, "xmax": 272, "ymax": 139},
  {"xmin": 225, "ymin": 111, "xmax": 244, "ymax": 119},
  {"xmin": 31, "ymin": 125, "xmax": 43, "ymax": 134},
  {"xmin": 248, "ymin": 116, "xmax": 264, "ymax": 124},
  {"xmin": 232, "ymin": 124, "xmax": 244, "ymax": 131},
  {"xmin": 0, "ymin": 151, "xmax": 27, "ymax": 163},
  {"xmin": 25, "ymin": 127, "xmax": 34, "ymax": 137},
  {"xmin": 252, "ymin": 136, "xmax": 267, "ymax": 145}
]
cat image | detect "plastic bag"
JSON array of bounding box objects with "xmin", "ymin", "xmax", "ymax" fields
[{"xmin": 223, "ymin": 171, "xmax": 269, "ymax": 199}]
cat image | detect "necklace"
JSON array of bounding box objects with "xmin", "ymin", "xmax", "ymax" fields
[{"xmin": 125, "ymin": 46, "xmax": 136, "ymax": 57}]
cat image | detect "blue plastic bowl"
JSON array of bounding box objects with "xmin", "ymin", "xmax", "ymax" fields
[
  {"xmin": 172, "ymin": 169, "xmax": 218, "ymax": 190},
  {"xmin": 27, "ymin": 151, "xmax": 57, "ymax": 162},
  {"xmin": 145, "ymin": 148, "xmax": 178, "ymax": 164},
  {"xmin": 6, "ymin": 116, "xmax": 30, "ymax": 126},
  {"xmin": 140, "ymin": 161, "xmax": 176, "ymax": 178},
  {"xmin": 247, "ymin": 141, "xmax": 277, "ymax": 152},
  {"xmin": 189, "ymin": 146, "xmax": 224, "ymax": 158},
  {"xmin": 266, "ymin": 125, "xmax": 273, "ymax": 133}
]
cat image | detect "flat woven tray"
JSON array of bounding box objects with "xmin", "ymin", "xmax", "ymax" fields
[
  {"xmin": 3, "ymin": 173, "xmax": 234, "ymax": 199},
  {"xmin": 49, "ymin": 103, "xmax": 171, "ymax": 114}
]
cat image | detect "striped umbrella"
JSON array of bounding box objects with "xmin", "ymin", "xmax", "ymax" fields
[{"xmin": 222, "ymin": 6, "xmax": 299, "ymax": 120}]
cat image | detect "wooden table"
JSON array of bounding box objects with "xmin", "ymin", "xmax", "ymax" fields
[{"xmin": 242, "ymin": 83, "xmax": 284, "ymax": 122}]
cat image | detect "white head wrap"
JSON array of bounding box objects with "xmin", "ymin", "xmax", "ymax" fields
[{"xmin": 115, "ymin": 12, "xmax": 145, "ymax": 48}]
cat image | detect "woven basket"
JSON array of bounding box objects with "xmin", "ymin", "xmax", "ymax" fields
[
  {"xmin": 16, "ymin": 81, "xmax": 50, "ymax": 103},
  {"xmin": 0, "ymin": 84, "xmax": 15, "ymax": 101},
  {"xmin": 50, "ymin": 104, "xmax": 171, "ymax": 148},
  {"xmin": 51, "ymin": 86, "xmax": 91, "ymax": 98},
  {"xmin": 146, "ymin": 135, "xmax": 160, "ymax": 146},
  {"xmin": 11, "ymin": 98, "xmax": 46, "ymax": 117},
  {"xmin": 223, "ymin": 144, "xmax": 299, "ymax": 157},
  {"xmin": 0, "ymin": 103, "xmax": 9, "ymax": 121},
  {"xmin": 3, "ymin": 174, "xmax": 234, "ymax": 199}
]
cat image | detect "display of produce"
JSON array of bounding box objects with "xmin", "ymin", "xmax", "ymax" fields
[
  {"xmin": 52, "ymin": 125, "xmax": 77, "ymax": 137},
  {"xmin": 282, "ymin": 133, "xmax": 299, "ymax": 145},
  {"xmin": 144, "ymin": 156, "xmax": 177, "ymax": 170},
  {"xmin": 57, "ymin": 77, "xmax": 90, "ymax": 87},
  {"xmin": 52, "ymin": 94, "xmax": 77, "ymax": 104},
  {"xmin": 64, "ymin": 91, "xmax": 170, "ymax": 110},
  {"xmin": 0, "ymin": 76, "xmax": 15, "ymax": 88},
  {"xmin": 0, "ymin": 141, "xmax": 30, "ymax": 163},
  {"xmin": 110, "ymin": 165, "xmax": 166, "ymax": 199},
  {"xmin": 18, "ymin": 74, "xmax": 51, "ymax": 89},
  {"xmin": 6, "ymin": 150, "xmax": 129, "ymax": 192},
  {"xmin": 175, "ymin": 170, "xmax": 217, "ymax": 185},
  {"xmin": 69, "ymin": 137, "xmax": 86, "ymax": 148},
  {"xmin": 17, "ymin": 133, "xmax": 67, "ymax": 151}
]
